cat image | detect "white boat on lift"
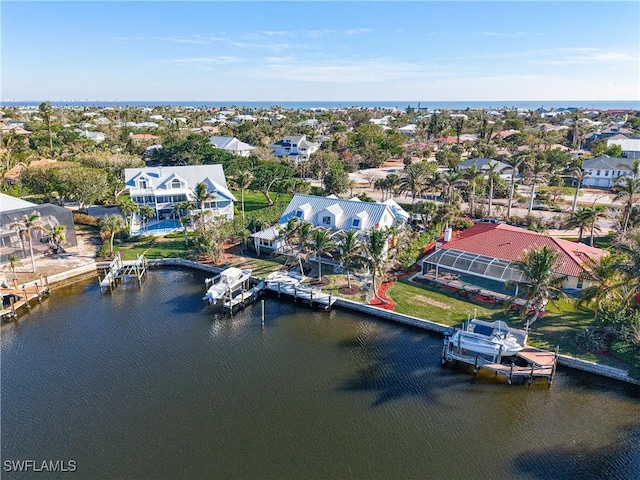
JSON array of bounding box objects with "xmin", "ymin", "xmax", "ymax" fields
[
  {"xmin": 203, "ymin": 267, "xmax": 252, "ymax": 305},
  {"xmin": 447, "ymin": 318, "xmax": 528, "ymax": 358}
]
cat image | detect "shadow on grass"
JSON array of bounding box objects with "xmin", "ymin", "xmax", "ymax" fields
[{"xmin": 512, "ymin": 424, "xmax": 640, "ymax": 480}]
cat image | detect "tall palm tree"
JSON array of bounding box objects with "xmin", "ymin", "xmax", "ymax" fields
[
  {"xmin": 311, "ymin": 228, "xmax": 336, "ymax": 280},
  {"xmin": 5, "ymin": 254, "xmax": 23, "ymax": 280},
  {"xmin": 296, "ymin": 221, "xmax": 313, "ymax": 265},
  {"xmin": 38, "ymin": 101, "xmax": 54, "ymax": 154},
  {"xmin": 525, "ymin": 156, "xmax": 549, "ymax": 215},
  {"xmin": 571, "ymin": 167, "xmax": 588, "ymax": 212},
  {"xmin": 565, "ymin": 206, "xmax": 593, "ymax": 243},
  {"xmin": 338, "ymin": 230, "xmax": 363, "ymax": 289},
  {"xmin": 172, "ymin": 200, "xmax": 194, "ymax": 247},
  {"xmin": 10, "ymin": 213, "xmax": 47, "ymax": 273},
  {"xmin": 194, "ymin": 181, "xmax": 216, "ymax": 228},
  {"xmin": 504, "ymin": 156, "xmax": 525, "ymax": 219},
  {"xmin": 438, "ymin": 171, "xmax": 468, "ymax": 205},
  {"xmin": 613, "ymin": 176, "xmax": 640, "ymax": 232},
  {"xmin": 363, "ymin": 228, "xmax": 391, "ymax": 304},
  {"xmin": 485, "ymin": 161, "xmax": 501, "ymax": 217},
  {"xmin": 398, "ymin": 163, "xmax": 429, "ymax": 203},
  {"xmin": 463, "ymin": 165, "xmax": 483, "ymax": 217},
  {"xmin": 138, "ymin": 204, "xmax": 155, "ymax": 233},
  {"xmin": 119, "ymin": 198, "xmax": 139, "ymax": 236},
  {"xmin": 507, "ymin": 246, "xmax": 567, "ymax": 330},
  {"xmin": 577, "ymin": 254, "xmax": 624, "ymax": 314},
  {"xmin": 586, "ymin": 205, "xmax": 606, "ymax": 247},
  {"xmin": 229, "ymin": 170, "xmax": 255, "ymax": 223},
  {"xmin": 100, "ymin": 214, "xmax": 126, "ymax": 256}
]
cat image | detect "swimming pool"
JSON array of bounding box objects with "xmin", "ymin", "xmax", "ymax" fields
[{"xmin": 146, "ymin": 219, "xmax": 181, "ymax": 232}]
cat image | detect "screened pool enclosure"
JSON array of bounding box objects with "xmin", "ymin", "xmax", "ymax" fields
[{"xmin": 421, "ymin": 248, "xmax": 526, "ymax": 296}]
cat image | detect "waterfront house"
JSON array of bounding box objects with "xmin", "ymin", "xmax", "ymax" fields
[
  {"xmin": 124, "ymin": 165, "xmax": 236, "ymax": 224},
  {"xmin": 209, "ymin": 136, "xmax": 256, "ymax": 157},
  {"xmin": 250, "ymin": 194, "xmax": 409, "ymax": 253},
  {"xmin": 581, "ymin": 155, "xmax": 637, "ymax": 188},
  {"xmin": 458, "ymin": 158, "xmax": 512, "ymax": 175},
  {"xmin": 0, "ymin": 193, "xmax": 77, "ymax": 263},
  {"xmin": 420, "ymin": 222, "xmax": 605, "ymax": 297},
  {"xmin": 270, "ymin": 135, "xmax": 320, "ymax": 164}
]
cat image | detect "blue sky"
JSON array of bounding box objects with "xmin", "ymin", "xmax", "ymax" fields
[{"xmin": 2, "ymin": 1, "xmax": 639, "ymax": 101}]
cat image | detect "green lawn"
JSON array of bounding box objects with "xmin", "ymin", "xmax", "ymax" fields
[
  {"xmin": 116, "ymin": 236, "xmax": 191, "ymax": 261},
  {"xmin": 232, "ymin": 190, "xmax": 292, "ymax": 213}
]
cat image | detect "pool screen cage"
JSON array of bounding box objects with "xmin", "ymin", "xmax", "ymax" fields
[{"xmin": 422, "ymin": 248, "xmax": 526, "ymax": 283}]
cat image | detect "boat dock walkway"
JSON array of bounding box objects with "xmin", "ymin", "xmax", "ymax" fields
[
  {"xmin": 97, "ymin": 254, "xmax": 147, "ymax": 292},
  {"xmin": 443, "ymin": 341, "xmax": 558, "ymax": 386},
  {"xmin": 263, "ymin": 271, "xmax": 337, "ymax": 310},
  {"xmin": 1, "ymin": 276, "xmax": 51, "ymax": 320}
]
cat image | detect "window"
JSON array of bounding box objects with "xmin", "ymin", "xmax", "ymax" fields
[
  {"xmin": 322, "ymin": 216, "xmax": 331, "ymax": 225},
  {"xmin": 604, "ymin": 171, "xmax": 609, "ymax": 176},
  {"xmin": 259, "ymin": 239, "xmax": 273, "ymax": 247},
  {"xmin": 139, "ymin": 178, "xmax": 148, "ymax": 189},
  {"xmin": 352, "ymin": 219, "xmax": 361, "ymax": 228},
  {"xmin": 596, "ymin": 170, "xmax": 601, "ymax": 176},
  {"xmin": 295, "ymin": 210, "xmax": 303, "ymax": 218},
  {"xmin": 577, "ymin": 278, "xmax": 584, "ymax": 289},
  {"xmin": 171, "ymin": 179, "xmax": 182, "ymax": 189}
]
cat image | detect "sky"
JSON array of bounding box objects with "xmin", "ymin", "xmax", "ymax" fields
[{"xmin": 2, "ymin": 1, "xmax": 639, "ymax": 101}]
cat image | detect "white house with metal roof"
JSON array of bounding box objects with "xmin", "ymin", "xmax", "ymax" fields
[
  {"xmin": 581, "ymin": 155, "xmax": 637, "ymax": 188},
  {"xmin": 250, "ymin": 194, "xmax": 408, "ymax": 253},
  {"xmin": 209, "ymin": 136, "xmax": 256, "ymax": 157},
  {"xmin": 270, "ymin": 135, "xmax": 320, "ymax": 164},
  {"xmin": 124, "ymin": 165, "xmax": 236, "ymax": 225},
  {"xmin": 606, "ymin": 134, "xmax": 640, "ymax": 160}
]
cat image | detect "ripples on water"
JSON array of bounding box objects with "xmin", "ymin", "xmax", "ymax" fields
[{"xmin": 2, "ymin": 269, "xmax": 639, "ymax": 480}]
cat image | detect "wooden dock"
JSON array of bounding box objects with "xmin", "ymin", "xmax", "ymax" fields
[
  {"xmin": 221, "ymin": 281, "xmax": 265, "ymax": 315},
  {"xmin": 1, "ymin": 276, "xmax": 51, "ymax": 320},
  {"xmin": 264, "ymin": 271, "xmax": 337, "ymax": 310},
  {"xmin": 442, "ymin": 336, "xmax": 558, "ymax": 386},
  {"xmin": 97, "ymin": 254, "xmax": 147, "ymax": 292}
]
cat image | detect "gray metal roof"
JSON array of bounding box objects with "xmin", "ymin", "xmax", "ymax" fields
[
  {"xmin": 581, "ymin": 155, "xmax": 635, "ymax": 171},
  {"xmin": 0, "ymin": 193, "xmax": 37, "ymax": 211},
  {"xmin": 124, "ymin": 165, "xmax": 235, "ymax": 200},
  {"xmin": 459, "ymin": 158, "xmax": 511, "ymax": 173},
  {"xmin": 279, "ymin": 194, "xmax": 391, "ymax": 231},
  {"xmin": 209, "ymin": 136, "xmax": 255, "ymax": 152}
]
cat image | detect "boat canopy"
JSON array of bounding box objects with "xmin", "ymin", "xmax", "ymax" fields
[{"xmin": 423, "ymin": 248, "xmax": 526, "ymax": 283}]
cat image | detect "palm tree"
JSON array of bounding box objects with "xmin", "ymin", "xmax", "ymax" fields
[
  {"xmin": 172, "ymin": 200, "xmax": 194, "ymax": 247},
  {"xmin": 194, "ymin": 181, "xmax": 216, "ymax": 228},
  {"xmin": 507, "ymin": 246, "xmax": 567, "ymax": 330},
  {"xmin": 229, "ymin": 170, "xmax": 255, "ymax": 223},
  {"xmin": 363, "ymin": 228, "xmax": 391, "ymax": 304},
  {"xmin": 296, "ymin": 221, "xmax": 313, "ymax": 270},
  {"xmin": 138, "ymin": 204, "xmax": 155, "ymax": 233},
  {"xmin": 119, "ymin": 198, "xmax": 139, "ymax": 236},
  {"xmin": 51, "ymin": 224, "xmax": 67, "ymax": 252},
  {"xmin": 565, "ymin": 206, "xmax": 593, "ymax": 243},
  {"xmin": 100, "ymin": 214, "xmax": 126, "ymax": 256},
  {"xmin": 525, "ymin": 156, "xmax": 549, "ymax": 215},
  {"xmin": 577, "ymin": 254, "xmax": 624, "ymax": 314},
  {"xmin": 453, "ymin": 117, "xmax": 465, "ymax": 144},
  {"xmin": 463, "ymin": 165, "xmax": 483, "ymax": 217},
  {"xmin": 586, "ymin": 205, "xmax": 606, "ymax": 247},
  {"xmin": 10, "ymin": 213, "xmax": 47, "ymax": 273},
  {"xmin": 338, "ymin": 230, "xmax": 363, "ymax": 289},
  {"xmin": 438, "ymin": 171, "xmax": 468, "ymax": 205},
  {"xmin": 398, "ymin": 163, "xmax": 429, "ymax": 203},
  {"xmin": 504, "ymin": 156, "xmax": 525, "ymax": 219},
  {"xmin": 38, "ymin": 101, "xmax": 54, "ymax": 154},
  {"xmin": 484, "ymin": 161, "xmax": 501, "ymax": 217},
  {"xmin": 613, "ymin": 176, "xmax": 640, "ymax": 232},
  {"xmin": 5, "ymin": 254, "xmax": 23, "ymax": 280},
  {"xmin": 570, "ymin": 167, "xmax": 588, "ymax": 212},
  {"xmin": 311, "ymin": 228, "xmax": 336, "ymax": 281}
]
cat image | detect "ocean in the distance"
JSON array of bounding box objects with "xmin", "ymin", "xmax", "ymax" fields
[{"xmin": 2, "ymin": 100, "xmax": 639, "ymax": 110}]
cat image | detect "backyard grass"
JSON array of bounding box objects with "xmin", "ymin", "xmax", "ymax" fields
[
  {"xmin": 231, "ymin": 190, "xmax": 292, "ymax": 213},
  {"xmin": 116, "ymin": 236, "xmax": 191, "ymax": 261}
]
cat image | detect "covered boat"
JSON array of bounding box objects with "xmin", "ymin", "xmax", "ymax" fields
[
  {"xmin": 446, "ymin": 319, "xmax": 528, "ymax": 359},
  {"xmin": 203, "ymin": 267, "xmax": 252, "ymax": 305}
]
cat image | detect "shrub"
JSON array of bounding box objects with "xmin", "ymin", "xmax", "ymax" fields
[
  {"xmin": 395, "ymin": 230, "xmax": 438, "ymax": 271},
  {"xmin": 450, "ymin": 217, "xmax": 473, "ymax": 231},
  {"xmin": 98, "ymin": 242, "xmax": 110, "ymax": 258},
  {"xmin": 73, "ymin": 211, "xmax": 100, "ymax": 226}
]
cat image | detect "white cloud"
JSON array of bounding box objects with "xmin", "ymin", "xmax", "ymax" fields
[{"xmin": 343, "ymin": 28, "xmax": 372, "ymax": 35}]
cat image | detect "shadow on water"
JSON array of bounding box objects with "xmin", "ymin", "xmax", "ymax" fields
[
  {"xmin": 512, "ymin": 424, "xmax": 640, "ymax": 480},
  {"xmin": 337, "ymin": 329, "xmax": 469, "ymax": 407}
]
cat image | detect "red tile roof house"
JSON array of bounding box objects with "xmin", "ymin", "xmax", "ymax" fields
[{"xmin": 420, "ymin": 223, "xmax": 605, "ymax": 297}]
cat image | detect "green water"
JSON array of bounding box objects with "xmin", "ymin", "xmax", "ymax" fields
[{"xmin": 2, "ymin": 268, "xmax": 638, "ymax": 479}]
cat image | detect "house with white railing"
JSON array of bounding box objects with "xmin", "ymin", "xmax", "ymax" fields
[{"xmin": 124, "ymin": 165, "xmax": 236, "ymax": 226}]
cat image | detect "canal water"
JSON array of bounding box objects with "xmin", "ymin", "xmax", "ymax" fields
[{"xmin": 2, "ymin": 268, "xmax": 639, "ymax": 480}]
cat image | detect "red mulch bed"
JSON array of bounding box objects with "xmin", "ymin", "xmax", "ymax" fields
[
  {"xmin": 310, "ymin": 276, "xmax": 330, "ymax": 286},
  {"xmin": 370, "ymin": 280, "xmax": 395, "ymax": 310},
  {"xmin": 339, "ymin": 285, "xmax": 361, "ymax": 295},
  {"xmin": 473, "ymin": 295, "xmax": 498, "ymax": 304}
]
